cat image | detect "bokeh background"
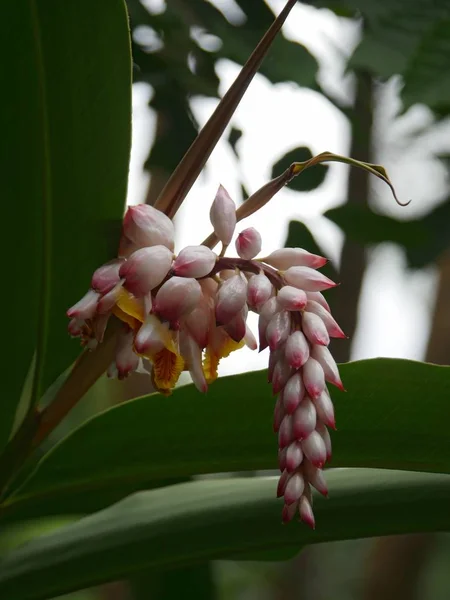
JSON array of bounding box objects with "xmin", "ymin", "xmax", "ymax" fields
[{"xmin": 10, "ymin": 1, "xmax": 450, "ymax": 598}]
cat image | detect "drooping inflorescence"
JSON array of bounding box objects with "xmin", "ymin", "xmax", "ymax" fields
[{"xmin": 67, "ymin": 185, "xmax": 345, "ymax": 528}]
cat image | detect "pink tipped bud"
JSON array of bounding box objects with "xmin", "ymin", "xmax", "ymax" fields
[
  {"xmin": 292, "ymin": 397, "xmax": 317, "ymax": 440},
  {"xmin": 91, "ymin": 259, "xmax": 125, "ymax": 294},
  {"xmin": 119, "ymin": 246, "xmax": 173, "ymax": 297},
  {"xmin": 284, "ymin": 472, "xmax": 305, "ymax": 505},
  {"xmin": 115, "ymin": 328, "xmax": 140, "ymax": 380},
  {"xmin": 247, "ymin": 273, "xmax": 272, "ymax": 309},
  {"xmin": 263, "ymin": 248, "xmax": 327, "ymax": 270},
  {"xmin": 285, "ymin": 441, "xmax": 304, "ymax": 472},
  {"xmin": 299, "ymin": 495, "xmax": 315, "ymax": 529},
  {"xmin": 306, "ymin": 300, "xmax": 345, "ymax": 338},
  {"xmin": 277, "ymin": 469, "xmax": 290, "ymax": 498},
  {"xmin": 268, "ymin": 348, "xmax": 282, "ymax": 383},
  {"xmin": 215, "ymin": 273, "xmax": 247, "ymax": 325},
  {"xmin": 284, "ymin": 266, "xmax": 337, "ymax": 292},
  {"xmin": 278, "ymin": 447, "xmax": 287, "ymax": 471},
  {"xmin": 134, "ymin": 316, "xmax": 166, "ymax": 356},
  {"xmin": 311, "ymin": 345, "xmax": 344, "ymax": 390},
  {"xmin": 209, "ymin": 184, "xmax": 236, "ymax": 246},
  {"xmin": 183, "ymin": 300, "xmax": 211, "ymax": 349},
  {"xmin": 123, "ymin": 204, "xmax": 175, "ymax": 251},
  {"xmin": 302, "ymin": 312, "xmax": 330, "ymax": 346},
  {"xmin": 312, "ymin": 389, "xmax": 336, "ymax": 430},
  {"xmin": 224, "ymin": 307, "xmax": 247, "ymax": 342},
  {"xmin": 273, "ymin": 394, "xmax": 285, "ymax": 433},
  {"xmin": 278, "ymin": 414, "xmax": 293, "ymax": 448},
  {"xmin": 153, "ymin": 277, "xmax": 202, "ymax": 322},
  {"xmin": 235, "ymin": 227, "xmax": 262, "ymax": 259},
  {"xmin": 180, "ymin": 331, "xmax": 208, "ymax": 393},
  {"xmin": 67, "ymin": 289, "xmax": 100, "ymax": 320},
  {"xmin": 68, "ymin": 318, "xmax": 83, "ymax": 337},
  {"xmin": 285, "ymin": 331, "xmax": 310, "ymax": 369},
  {"xmin": 302, "ymin": 357, "xmax": 326, "ymax": 400},
  {"xmin": 244, "ymin": 325, "xmax": 258, "ymax": 350},
  {"xmin": 258, "ymin": 296, "xmax": 280, "ymax": 351},
  {"xmin": 303, "ymin": 460, "xmax": 328, "ymax": 496},
  {"xmin": 306, "ymin": 292, "xmax": 330, "ymax": 312},
  {"xmin": 266, "ymin": 311, "xmax": 291, "ymax": 351},
  {"xmin": 282, "ymin": 372, "xmax": 305, "ymax": 414},
  {"xmin": 97, "ymin": 281, "xmax": 124, "ymax": 315},
  {"xmin": 282, "ymin": 501, "xmax": 298, "ymax": 524},
  {"xmin": 277, "ymin": 286, "xmax": 307, "ymax": 311},
  {"xmin": 172, "ymin": 245, "xmax": 217, "ymax": 278},
  {"xmin": 272, "ymin": 355, "xmax": 293, "ymax": 395},
  {"xmin": 301, "ymin": 430, "xmax": 327, "ymax": 468},
  {"xmin": 316, "ymin": 422, "xmax": 332, "ymax": 462}
]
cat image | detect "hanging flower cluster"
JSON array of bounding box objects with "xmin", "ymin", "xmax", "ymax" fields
[{"xmin": 67, "ymin": 182, "xmax": 346, "ymax": 529}]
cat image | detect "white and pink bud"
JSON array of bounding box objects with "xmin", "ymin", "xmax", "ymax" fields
[
  {"xmin": 247, "ymin": 273, "xmax": 272, "ymax": 309},
  {"xmin": 258, "ymin": 296, "xmax": 280, "ymax": 351},
  {"xmin": 311, "ymin": 345, "xmax": 344, "ymax": 390},
  {"xmin": 277, "ymin": 286, "xmax": 307, "ymax": 311},
  {"xmin": 235, "ymin": 227, "xmax": 262, "ymax": 259},
  {"xmin": 134, "ymin": 315, "xmax": 167, "ymax": 356},
  {"xmin": 115, "ymin": 327, "xmax": 140, "ymax": 380},
  {"xmin": 312, "ymin": 389, "xmax": 336, "ymax": 430},
  {"xmin": 306, "ymin": 292, "xmax": 330, "ymax": 312},
  {"xmin": 285, "ymin": 441, "xmax": 304, "ymax": 472},
  {"xmin": 180, "ymin": 331, "xmax": 208, "ymax": 393},
  {"xmin": 123, "ymin": 204, "xmax": 175, "ymax": 251},
  {"xmin": 262, "ymin": 248, "xmax": 327, "ymax": 270},
  {"xmin": 302, "ymin": 357, "xmax": 326, "ymax": 399},
  {"xmin": 284, "ymin": 266, "xmax": 337, "ymax": 292},
  {"xmin": 284, "ymin": 472, "xmax": 305, "ymax": 505},
  {"xmin": 282, "ymin": 501, "xmax": 298, "ymax": 524},
  {"xmin": 317, "ymin": 422, "xmax": 332, "ymax": 462},
  {"xmin": 172, "ymin": 245, "xmax": 217, "ymax": 278},
  {"xmin": 278, "ymin": 415, "xmax": 293, "ymax": 448},
  {"xmin": 215, "ymin": 273, "xmax": 247, "ymax": 325},
  {"xmin": 285, "ymin": 330, "xmax": 310, "ymax": 369},
  {"xmin": 303, "ymin": 460, "xmax": 328, "ymax": 496},
  {"xmin": 306, "ymin": 300, "xmax": 346, "ymax": 338},
  {"xmin": 277, "ymin": 469, "xmax": 290, "ymax": 498},
  {"xmin": 244, "ymin": 324, "xmax": 258, "ymax": 350},
  {"xmin": 292, "ymin": 397, "xmax": 317, "ymax": 440},
  {"xmin": 153, "ymin": 277, "xmax": 202, "ymax": 323},
  {"xmin": 91, "ymin": 259, "xmax": 125, "ymax": 294},
  {"xmin": 119, "ymin": 246, "xmax": 173, "ymax": 297},
  {"xmin": 272, "ymin": 355, "xmax": 293, "ymax": 395},
  {"xmin": 282, "ymin": 372, "xmax": 305, "ymax": 414},
  {"xmin": 224, "ymin": 306, "xmax": 247, "ymax": 342},
  {"xmin": 266, "ymin": 310, "xmax": 291, "ymax": 351},
  {"xmin": 97, "ymin": 281, "xmax": 125, "ymax": 315},
  {"xmin": 273, "ymin": 394, "xmax": 285, "ymax": 433},
  {"xmin": 68, "ymin": 318, "xmax": 83, "ymax": 337},
  {"xmin": 299, "ymin": 495, "xmax": 315, "ymax": 529},
  {"xmin": 209, "ymin": 185, "xmax": 236, "ymax": 246},
  {"xmin": 301, "ymin": 430, "xmax": 327, "ymax": 468},
  {"xmin": 67, "ymin": 289, "xmax": 100, "ymax": 320},
  {"xmin": 183, "ymin": 299, "xmax": 212, "ymax": 349},
  {"xmin": 302, "ymin": 311, "xmax": 330, "ymax": 346}
]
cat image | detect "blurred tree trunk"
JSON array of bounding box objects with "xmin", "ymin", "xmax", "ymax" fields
[
  {"xmin": 426, "ymin": 249, "xmax": 450, "ymax": 363},
  {"xmin": 330, "ymin": 70, "xmax": 373, "ymax": 364}
]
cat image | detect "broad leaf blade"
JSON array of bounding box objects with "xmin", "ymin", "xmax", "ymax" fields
[
  {"xmin": 3, "ymin": 359, "xmax": 450, "ymax": 522},
  {"xmin": 0, "ymin": 470, "xmax": 449, "ymax": 600}
]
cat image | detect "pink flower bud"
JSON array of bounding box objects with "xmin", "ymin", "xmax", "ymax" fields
[
  {"xmin": 273, "ymin": 394, "xmax": 285, "ymax": 433},
  {"xmin": 119, "ymin": 246, "xmax": 173, "ymax": 297},
  {"xmin": 301, "ymin": 430, "xmax": 327, "ymax": 468},
  {"xmin": 312, "ymin": 389, "xmax": 336, "ymax": 429},
  {"xmin": 115, "ymin": 328, "xmax": 140, "ymax": 380},
  {"xmin": 282, "ymin": 372, "xmax": 305, "ymax": 414},
  {"xmin": 172, "ymin": 245, "xmax": 217, "ymax": 278},
  {"xmin": 285, "ymin": 330, "xmax": 310, "ymax": 369},
  {"xmin": 247, "ymin": 273, "xmax": 272, "ymax": 309},
  {"xmin": 91, "ymin": 259, "xmax": 125, "ymax": 294},
  {"xmin": 244, "ymin": 325, "xmax": 258, "ymax": 350},
  {"xmin": 123, "ymin": 204, "xmax": 175, "ymax": 251},
  {"xmin": 284, "ymin": 472, "xmax": 305, "ymax": 505},
  {"xmin": 278, "ymin": 415, "xmax": 293, "ymax": 448},
  {"xmin": 306, "ymin": 300, "xmax": 345, "ymax": 338},
  {"xmin": 224, "ymin": 306, "xmax": 247, "ymax": 342},
  {"xmin": 299, "ymin": 495, "xmax": 315, "ymax": 529},
  {"xmin": 306, "ymin": 292, "xmax": 330, "ymax": 312},
  {"xmin": 134, "ymin": 316, "xmax": 166, "ymax": 356},
  {"xmin": 68, "ymin": 318, "xmax": 83, "ymax": 337},
  {"xmin": 180, "ymin": 331, "xmax": 208, "ymax": 393},
  {"xmin": 284, "ymin": 266, "xmax": 337, "ymax": 292},
  {"xmin": 303, "ymin": 460, "xmax": 328, "ymax": 496},
  {"xmin": 183, "ymin": 299, "xmax": 212, "ymax": 349},
  {"xmin": 302, "ymin": 312, "xmax": 330, "ymax": 346},
  {"xmin": 263, "ymin": 248, "xmax": 327, "ymax": 270},
  {"xmin": 215, "ymin": 273, "xmax": 247, "ymax": 325},
  {"xmin": 235, "ymin": 227, "xmax": 262, "ymax": 259},
  {"xmin": 311, "ymin": 345, "xmax": 344, "ymax": 390},
  {"xmin": 277, "ymin": 469, "xmax": 290, "ymax": 498},
  {"xmin": 285, "ymin": 441, "xmax": 304, "ymax": 472},
  {"xmin": 316, "ymin": 422, "xmax": 332, "ymax": 462},
  {"xmin": 266, "ymin": 310, "xmax": 291, "ymax": 351},
  {"xmin": 282, "ymin": 501, "xmax": 298, "ymax": 524},
  {"xmin": 97, "ymin": 281, "xmax": 124, "ymax": 315},
  {"xmin": 272, "ymin": 355, "xmax": 293, "ymax": 394},
  {"xmin": 302, "ymin": 357, "xmax": 326, "ymax": 399},
  {"xmin": 258, "ymin": 296, "xmax": 280, "ymax": 351},
  {"xmin": 277, "ymin": 286, "xmax": 307, "ymax": 311},
  {"xmin": 268, "ymin": 347, "xmax": 282, "ymax": 383},
  {"xmin": 278, "ymin": 449, "xmax": 287, "ymax": 472},
  {"xmin": 209, "ymin": 184, "xmax": 236, "ymax": 246},
  {"xmin": 67, "ymin": 289, "xmax": 100, "ymax": 320},
  {"xmin": 292, "ymin": 397, "xmax": 317, "ymax": 440},
  {"xmin": 153, "ymin": 277, "xmax": 202, "ymax": 322}
]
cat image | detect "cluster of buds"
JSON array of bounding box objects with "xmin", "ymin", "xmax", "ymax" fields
[{"xmin": 67, "ymin": 184, "xmax": 344, "ymax": 528}]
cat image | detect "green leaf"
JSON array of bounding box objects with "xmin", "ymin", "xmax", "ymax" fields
[
  {"xmin": 272, "ymin": 148, "xmax": 329, "ymax": 192},
  {"xmin": 3, "ymin": 359, "xmax": 450, "ymax": 522},
  {"xmin": 1, "ymin": 1, "xmax": 131, "ymax": 449},
  {"xmin": 0, "ymin": 470, "xmax": 449, "ymax": 600}
]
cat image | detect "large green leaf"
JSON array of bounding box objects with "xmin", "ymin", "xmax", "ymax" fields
[
  {"xmin": 2, "ymin": 359, "xmax": 450, "ymax": 522},
  {"xmin": 0, "ymin": 470, "xmax": 449, "ymax": 600},
  {"xmin": 1, "ymin": 1, "xmax": 131, "ymax": 450}
]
